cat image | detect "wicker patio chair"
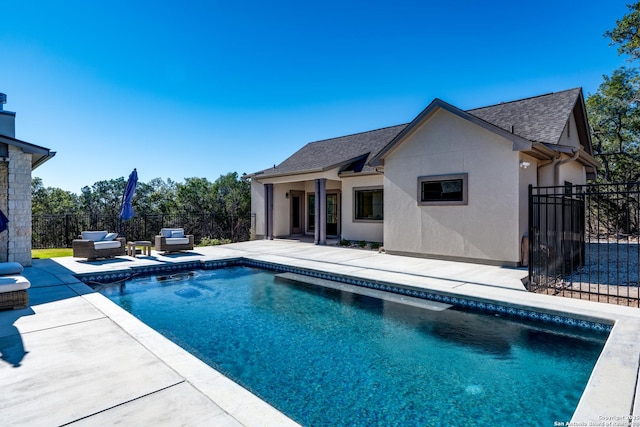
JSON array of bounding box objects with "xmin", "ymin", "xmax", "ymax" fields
[
  {"xmin": 155, "ymin": 228, "xmax": 194, "ymax": 253},
  {"xmin": 72, "ymin": 231, "xmax": 126, "ymax": 260}
]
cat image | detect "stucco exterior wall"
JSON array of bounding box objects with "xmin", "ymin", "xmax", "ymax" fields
[
  {"xmin": 250, "ymin": 179, "xmax": 265, "ymax": 238},
  {"xmin": 340, "ymin": 174, "xmax": 384, "ymax": 243},
  {"xmin": 538, "ymin": 154, "xmax": 587, "ymax": 188},
  {"xmin": 383, "ymin": 108, "xmax": 521, "ymax": 265},
  {"xmin": 557, "ymin": 111, "xmax": 580, "ymax": 149},
  {"xmin": 518, "ymin": 153, "xmax": 538, "ymax": 251},
  {"xmin": 557, "ymin": 160, "xmax": 586, "ymax": 186}
]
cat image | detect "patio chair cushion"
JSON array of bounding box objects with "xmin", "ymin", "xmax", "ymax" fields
[
  {"xmin": 104, "ymin": 232, "xmax": 118, "ymax": 241},
  {"xmin": 171, "ymin": 230, "xmax": 185, "ymax": 238},
  {"xmin": 93, "ymin": 240, "xmax": 122, "ymax": 250},
  {"xmin": 82, "ymin": 230, "xmax": 108, "ymax": 241},
  {"xmin": 166, "ymin": 237, "xmax": 190, "ymax": 245},
  {"xmin": 160, "ymin": 228, "xmax": 184, "ymax": 238},
  {"xmin": 0, "ymin": 275, "xmax": 31, "ymax": 293},
  {"xmin": 0, "ymin": 262, "xmax": 24, "ymax": 276}
]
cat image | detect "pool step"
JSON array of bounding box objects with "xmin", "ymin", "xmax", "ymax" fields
[{"xmin": 275, "ymin": 272, "xmax": 452, "ymax": 312}]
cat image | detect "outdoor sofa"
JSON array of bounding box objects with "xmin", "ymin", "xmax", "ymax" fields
[
  {"xmin": 72, "ymin": 231, "xmax": 126, "ymax": 260},
  {"xmin": 0, "ymin": 261, "xmax": 30, "ymax": 310},
  {"xmin": 155, "ymin": 228, "xmax": 194, "ymax": 253}
]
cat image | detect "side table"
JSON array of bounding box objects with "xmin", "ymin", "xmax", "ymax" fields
[{"xmin": 127, "ymin": 241, "xmax": 152, "ymax": 257}]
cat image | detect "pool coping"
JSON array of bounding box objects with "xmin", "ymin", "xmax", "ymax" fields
[{"xmin": 73, "ymin": 252, "xmax": 640, "ymax": 425}]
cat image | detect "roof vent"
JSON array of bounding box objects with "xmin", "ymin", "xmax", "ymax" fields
[{"xmin": 0, "ymin": 93, "xmax": 6, "ymax": 111}]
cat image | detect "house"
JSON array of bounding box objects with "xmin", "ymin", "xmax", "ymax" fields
[
  {"xmin": 248, "ymin": 88, "xmax": 598, "ymax": 267},
  {"xmin": 0, "ymin": 93, "xmax": 56, "ymax": 266}
]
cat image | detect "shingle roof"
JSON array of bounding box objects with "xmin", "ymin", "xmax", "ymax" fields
[
  {"xmin": 253, "ymin": 124, "xmax": 407, "ymax": 178},
  {"xmin": 467, "ymin": 88, "xmax": 581, "ymax": 145},
  {"xmin": 251, "ymin": 88, "xmax": 583, "ymax": 178}
]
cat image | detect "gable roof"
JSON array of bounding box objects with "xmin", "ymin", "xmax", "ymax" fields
[
  {"xmin": 251, "ymin": 87, "xmax": 595, "ymax": 179},
  {"xmin": 250, "ymin": 124, "xmax": 407, "ymax": 178},
  {"xmin": 370, "ymin": 88, "xmax": 594, "ymax": 167},
  {"xmin": 467, "ymin": 87, "xmax": 583, "ymax": 145}
]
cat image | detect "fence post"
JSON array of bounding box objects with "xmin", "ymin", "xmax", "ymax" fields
[
  {"xmin": 64, "ymin": 214, "xmax": 71, "ymax": 248},
  {"xmin": 528, "ymin": 184, "xmax": 533, "ymax": 290}
]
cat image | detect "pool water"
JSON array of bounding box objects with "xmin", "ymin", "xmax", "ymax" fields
[{"xmin": 99, "ymin": 267, "xmax": 607, "ymax": 426}]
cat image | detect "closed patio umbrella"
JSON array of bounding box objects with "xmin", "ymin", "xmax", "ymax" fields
[
  {"xmin": 0, "ymin": 209, "xmax": 7, "ymax": 233},
  {"xmin": 119, "ymin": 168, "xmax": 138, "ymax": 221}
]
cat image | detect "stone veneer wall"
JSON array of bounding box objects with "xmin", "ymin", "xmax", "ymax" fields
[
  {"xmin": 0, "ymin": 162, "xmax": 7, "ymax": 263},
  {"xmin": 8, "ymin": 146, "xmax": 32, "ymax": 266}
]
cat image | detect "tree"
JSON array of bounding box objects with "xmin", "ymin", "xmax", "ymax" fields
[
  {"xmin": 133, "ymin": 178, "xmax": 178, "ymax": 215},
  {"xmin": 80, "ymin": 178, "xmax": 127, "ymax": 218},
  {"xmin": 605, "ymin": 2, "xmax": 640, "ymax": 60},
  {"xmin": 211, "ymin": 172, "xmax": 251, "ymax": 241},
  {"xmin": 31, "ymin": 177, "xmax": 80, "ymax": 215},
  {"xmin": 175, "ymin": 177, "xmax": 216, "ymax": 213},
  {"xmin": 586, "ymin": 67, "xmax": 640, "ymax": 182}
]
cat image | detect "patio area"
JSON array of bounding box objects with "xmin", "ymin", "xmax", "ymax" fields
[{"xmin": 1, "ymin": 239, "xmax": 640, "ymax": 425}]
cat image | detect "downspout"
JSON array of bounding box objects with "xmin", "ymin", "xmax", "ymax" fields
[{"xmin": 553, "ymin": 148, "xmax": 580, "ymax": 188}]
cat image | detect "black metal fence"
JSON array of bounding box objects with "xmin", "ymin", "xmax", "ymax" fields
[
  {"xmin": 528, "ymin": 182, "xmax": 640, "ymax": 306},
  {"xmin": 32, "ymin": 213, "xmax": 251, "ymax": 249}
]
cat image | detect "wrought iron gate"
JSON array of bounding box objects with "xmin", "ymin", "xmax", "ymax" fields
[{"xmin": 528, "ymin": 183, "xmax": 640, "ymax": 306}]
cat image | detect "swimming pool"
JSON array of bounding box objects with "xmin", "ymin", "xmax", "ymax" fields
[{"xmin": 97, "ymin": 266, "xmax": 607, "ymax": 426}]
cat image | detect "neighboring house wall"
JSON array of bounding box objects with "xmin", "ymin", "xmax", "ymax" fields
[
  {"xmin": 383, "ymin": 108, "xmax": 521, "ymax": 265},
  {"xmin": 341, "ymin": 174, "xmax": 384, "ymax": 243}
]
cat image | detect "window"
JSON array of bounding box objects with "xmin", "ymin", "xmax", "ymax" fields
[
  {"xmin": 564, "ymin": 181, "xmax": 573, "ymax": 197},
  {"xmin": 418, "ymin": 173, "xmax": 468, "ymax": 206},
  {"xmin": 354, "ymin": 187, "xmax": 383, "ymax": 221}
]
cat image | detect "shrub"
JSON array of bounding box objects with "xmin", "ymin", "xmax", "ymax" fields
[
  {"xmin": 370, "ymin": 242, "xmax": 381, "ymax": 250},
  {"xmin": 198, "ymin": 237, "xmax": 232, "ymax": 247}
]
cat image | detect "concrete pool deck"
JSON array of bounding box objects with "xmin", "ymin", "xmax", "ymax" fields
[{"xmin": 1, "ymin": 239, "xmax": 639, "ymax": 425}]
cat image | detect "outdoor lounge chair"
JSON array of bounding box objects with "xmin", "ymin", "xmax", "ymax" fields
[
  {"xmin": 72, "ymin": 231, "xmax": 126, "ymax": 260},
  {"xmin": 155, "ymin": 228, "xmax": 194, "ymax": 253},
  {"xmin": 0, "ymin": 262, "xmax": 30, "ymax": 310}
]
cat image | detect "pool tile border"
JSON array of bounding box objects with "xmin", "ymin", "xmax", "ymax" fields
[{"xmin": 76, "ymin": 258, "xmax": 612, "ymax": 333}]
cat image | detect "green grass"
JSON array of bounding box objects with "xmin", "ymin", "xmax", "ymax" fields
[{"xmin": 32, "ymin": 248, "xmax": 73, "ymax": 259}]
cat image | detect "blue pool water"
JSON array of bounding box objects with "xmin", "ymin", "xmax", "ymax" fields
[{"xmin": 99, "ymin": 267, "xmax": 607, "ymax": 426}]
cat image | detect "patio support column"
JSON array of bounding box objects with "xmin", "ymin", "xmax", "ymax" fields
[
  {"xmin": 264, "ymin": 183, "xmax": 273, "ymax": 240},
  {"xmin": 314, "ymin": 180, "xmax": 320, "ymax": 244},
  {"xmin": 315, "ymin": 178, "xmax": 326, "ymax": 245}
]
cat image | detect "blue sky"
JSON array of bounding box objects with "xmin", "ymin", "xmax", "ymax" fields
[{"xmin": 1, "ymin": 0, "xmax": 632, "ymax": 193}]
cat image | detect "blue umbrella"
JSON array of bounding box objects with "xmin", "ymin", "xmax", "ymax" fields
[
  {"xmin": 0, "ymin": 209, "xmax": 7, "ymax": 233},
  {"xmin": 119, "ymin": 168, "xmax": 138, "ymax": 220}
]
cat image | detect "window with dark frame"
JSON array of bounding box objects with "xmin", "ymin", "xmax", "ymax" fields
[
  {"xmin": 418, "ymin": 173, "xmax": 468, "ymax": 206},
  {"xmin": 354, "ymin": 188, "xmax": 383, "ymax": 221},
  {"xmin": 564, "ymin": 180, "xmax": 573, "ymax": 197}
]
